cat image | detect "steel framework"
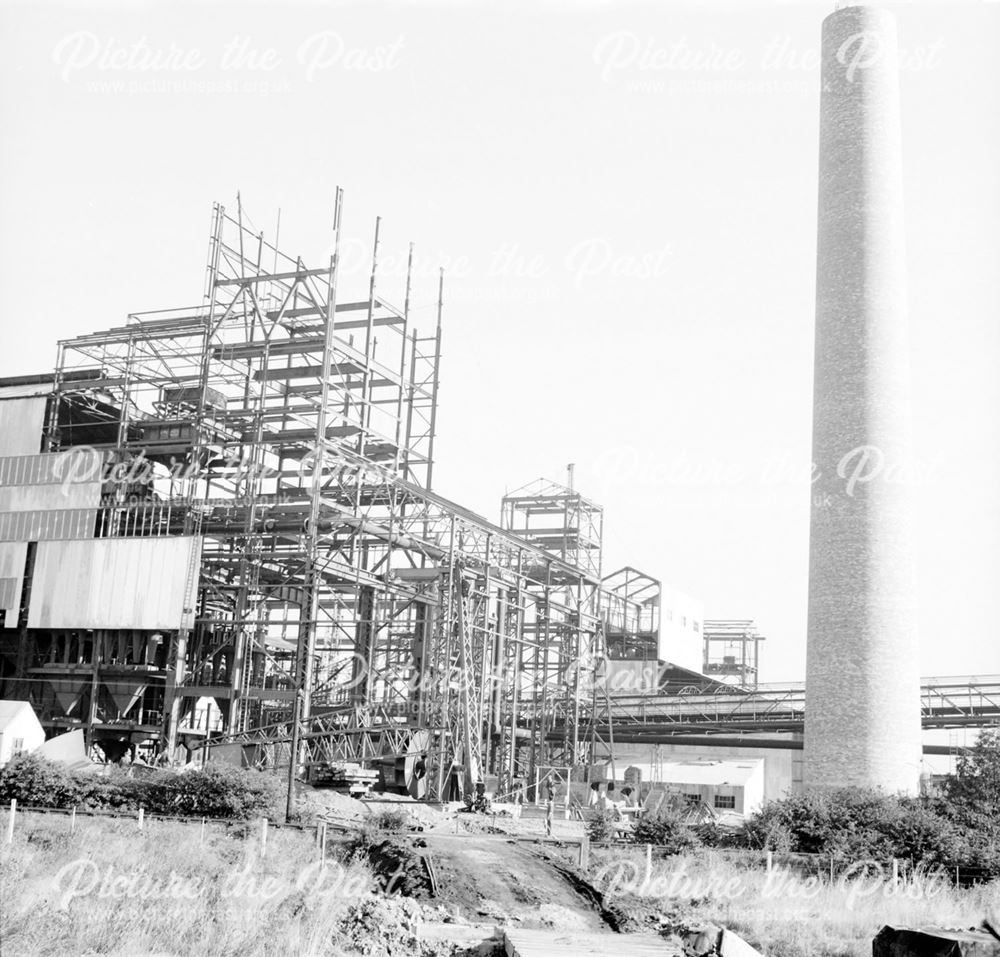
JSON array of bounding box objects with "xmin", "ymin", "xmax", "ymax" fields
[
  {"xmin": 588, "ymin": 675, "xmax": 1000, "ymax": 738},
  {"xmin": 5, "ymin": 197, "xmax": 662, "ymax": 801}
]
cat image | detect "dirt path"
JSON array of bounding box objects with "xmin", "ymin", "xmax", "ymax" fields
[{"xmin": 419, "ymin": 835, "xmax": 614, "ymax": 931}]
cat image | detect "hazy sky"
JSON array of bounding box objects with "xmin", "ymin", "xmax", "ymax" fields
[{"xmin": 1, "ymin": 0, "xmax": 997, "ymax": 682}]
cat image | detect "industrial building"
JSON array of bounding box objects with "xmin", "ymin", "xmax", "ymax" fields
[
  {"xmin": 0, "ymin": 196, "xmax": 996, "ymax": 806},
  {"xmin": 0, "ymin": 197, "xmax": 679, "ymax": 799},
  {"xmin": 652, "ymin": 758, "xmax": 765, "ymax": 819}
]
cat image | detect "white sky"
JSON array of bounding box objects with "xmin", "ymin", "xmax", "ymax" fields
[{"xmin": 0, "ymin": 0, "xmax": 997, "ymax": 682}]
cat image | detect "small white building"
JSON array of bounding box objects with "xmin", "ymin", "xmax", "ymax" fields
[
  {"xmin": 0, "ymin": 700, "xmax": 45, "ymax": 766},
  {"xmin": 603, "ymin": 757, "xmax": 766, "ymax": 818},
  {"xmin": 659, "ymin": 758, "xmax": 765, "ymax": 816}
]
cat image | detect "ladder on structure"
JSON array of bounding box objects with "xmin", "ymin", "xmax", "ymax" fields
[
  {"xmin": 165, "ymin": 505, "xmax": 205, "ymax": 751},
  {"xmin": 180, "ymin": 509, "xmax": 204, "ymax": 632}
]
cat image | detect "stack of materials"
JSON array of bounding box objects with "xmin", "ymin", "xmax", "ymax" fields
[{"xmin": 310, "ymin": 762, "xmax": 379, "ymax": 796}]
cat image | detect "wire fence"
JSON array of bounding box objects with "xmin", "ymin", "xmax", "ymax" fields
[
  {"xmin": 0, "ymin": 799, "xmax": 356, "ymax": 865},
  {"xmin": 583, "ymin": 840, "xmax": 996, "ymax": 888},
  {"xmin": 4, "ymin": 799, "xmax": 995, "ymax": 889}
]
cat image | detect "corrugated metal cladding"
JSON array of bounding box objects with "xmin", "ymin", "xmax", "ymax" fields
[
  {"xmin": 0, "ymin": 451, "xmax": 103, "ymax": 542},
  {"xmin": 0, "ymin": 450, "xmax": 106, "ymax": 486},
  {"xmin": 0, "ymin": 541, "xmax": 27, "ymax": 618},
  {"xmin": 0, "ymin": 383, "xmax": 52, "ymax": 399},
  {"xmin": 0, "ymin": 484, "xmax": 101, "ymax": 512},
  {"xmin": 0, "ymin": 509, "xmax": 97, "ymax": 542},
  {"xmin": 28, "ymin": 537, "xmax": 203, "ymax": 630},
  {"xmin": 0, "ymin": 397, "xmax": 47, "ymax": 456}
]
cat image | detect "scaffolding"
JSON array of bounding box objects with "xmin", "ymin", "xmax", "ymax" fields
[
  {"xmin": 600, "ymin": 568, "xmax": 661, "ymax": 660},
  {"xmin": 0, "ymin": 197, "xmax": 662, "ymax": 801},
  {"xmin": 702, "ymin": 620, "xmax": 765, "ymax": 690}
]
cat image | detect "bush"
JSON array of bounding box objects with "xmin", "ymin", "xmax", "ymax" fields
[
  {"xmin": 0, "ymin": 754, "xmax": 283, "ymax": 820},
  {"xmin": 368, "ymin": 808, "xmax": 409, "ymax": 833},
  {"xmin": 632, "ymin": 808, "xmax": 700, "ymax": 854},
  {"xmin": 140, "ymin": 764, "xmax": 284, "ymax": 819},
  {"xmin": 693, "ymin": 821, "xmax": 745, "ymax": 849},
  {"xmin": 77, "ymin": 767, "xmax": 146, "ymax": 811},
  {"xmin": 0, "ymin": 753, "xmax": 82, "ymax": 808},
  {"xmin": 588, "ymin": 810, "xmax": 616, "ymax": 843},
  {"xmin": 740, "ymin": 787, "xmax": 986, "ymax": 870}
]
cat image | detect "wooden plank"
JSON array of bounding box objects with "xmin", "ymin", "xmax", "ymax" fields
[{"xmin": 503, "ymin": 928, "xmax": 675, "ymax": 957}]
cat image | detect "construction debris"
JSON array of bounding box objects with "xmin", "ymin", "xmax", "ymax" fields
[{"xmin": 311, "ymin": 762, "xmax": 380, "ymax": 797}]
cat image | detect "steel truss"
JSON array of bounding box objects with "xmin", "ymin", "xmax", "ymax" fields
[{"xmin": 28, "ymin": 197, "xmax": 660, "ymax": 800}]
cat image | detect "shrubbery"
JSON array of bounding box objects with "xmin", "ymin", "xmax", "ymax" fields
[
  {"xmin": 740, "ymin": 787, "xmax": 970, "ymax": 866},
  {"xmin": 601, "ymin": 729, "xmax": 1000, "ymax": 877},
  {"xmin": 0, "ymin": 751, "xmax": 82, "ymax": 808},
  {"xmin": 632, "ymin": 807, "xmax": 699, "ymax": 854},
  {"xmin": 367, "ymin": 808, "xmax": 409, "ymax": 833},
  {"xmin": 0, "ymin": 753, "xmax": 283, "ymax": 820},
  {"xmin": 738, "ymin": 729, "xmax": 1000, "ymax": 876},
  {"xmin": 587, "ymin": 809, "xmax": 617, "ymax": 843}
]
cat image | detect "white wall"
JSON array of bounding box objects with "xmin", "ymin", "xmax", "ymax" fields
[
  {"xmin": 0, "ymin": 706, "xmax": 46, "ymax": 766},
  {"xmin": 658, "ymin": 585, "xmax": 704, "ymax": 671}
]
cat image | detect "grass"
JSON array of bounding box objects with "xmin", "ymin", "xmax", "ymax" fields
[
  {"xmin": 589, "ymin": 846, "xmax": 1000, "ymax": 957},
  {"xmin": 6, "ymin": 808, "xmax": 998, "ymax": 957},
  {"xmin": 0, "ymin": 811, "xmax": 373, "ymax": 957}
]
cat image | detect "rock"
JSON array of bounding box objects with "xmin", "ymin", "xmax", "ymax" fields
[
  {"xmin": 873, "ymin": 925, "xmax": 1000, "ymax": 956},
  {"xmin": 682, "ymin": 925, "xmax": 722, "ymax": 956},
  {"xmin": 720, "ymin": 929, "xmax": 765, "ymax": 957},
  {"xmin": 680, "ymin": 926, "xmax": 763, "ymax": 957}
]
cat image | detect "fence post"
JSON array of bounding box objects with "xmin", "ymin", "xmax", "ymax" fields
[
  {"xmin": 200, "ymin": 818, "xmax": 206, "ymax": 844},
  {"xmin": 260, "ymin": 817, "xmax": 268, "ymax": 858},
  {"xmin": 5, "ymin": 799, "xmax": 15, "ymax": 844},
  {"xmin": 645, "ymin": 843, "xmax": 652, "ymax": 877},
  {"xmin": 891, "ymin": 858, "xmax": 899, "ymax": 885},
  {"xmin": 578, "ymin": 835, "xmax": 590, "ymax": 870},
  {"xmin": 766, "ymin": 850, "xmax": 773, "ymax": 874},
  {"xmin": 138, "ymin": 807, "xmax": 144, "ymax": 831},
  {"xmin": 829, "ymin": 856, "xmax": 834, "ymax": 883},
  {"xmin": 320, "ymin": 823, "xmax": 327, "ymax": 865},
  {"xmin": 70, "ymin": 806, "xmax": 77, "ymax": 833}
]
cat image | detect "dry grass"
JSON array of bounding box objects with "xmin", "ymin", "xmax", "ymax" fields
[
  {"xmin": 591, "ymin": 847, "xmax": 1000, "ymax": 957},
  {"xmin": 6, "ymin": 810, "xmax": 998, "ymax": 957},
  {"xmin": 0, "ymin": 811, "xmax": 373, "ymax": 957}
]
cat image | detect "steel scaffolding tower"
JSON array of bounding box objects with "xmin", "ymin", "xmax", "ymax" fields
[{"xmin": 1, "ymin": 197, "xmax": 661, "ymax": 801}]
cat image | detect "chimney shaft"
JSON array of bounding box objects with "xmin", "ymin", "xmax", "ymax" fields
[{"xmin": 803, "ymin": 5, "xmax": 922, "ymax": 794}]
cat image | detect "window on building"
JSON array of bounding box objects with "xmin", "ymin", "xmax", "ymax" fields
[
  {"xmin": 713, "ymin": 794, "xmax": 736, "ymax": 810},
  {"xmin": 11, "ymin": 737, "xmax": 24, "ymax": 756},
  {"xmin": 682, "ymin": 793, "xmax": 700, "ymax": 804}
]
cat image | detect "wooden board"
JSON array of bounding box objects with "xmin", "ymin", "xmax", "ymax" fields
[{"xmin": 503, "ymin": 928, "xmax": 679, "ymax": 957}]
